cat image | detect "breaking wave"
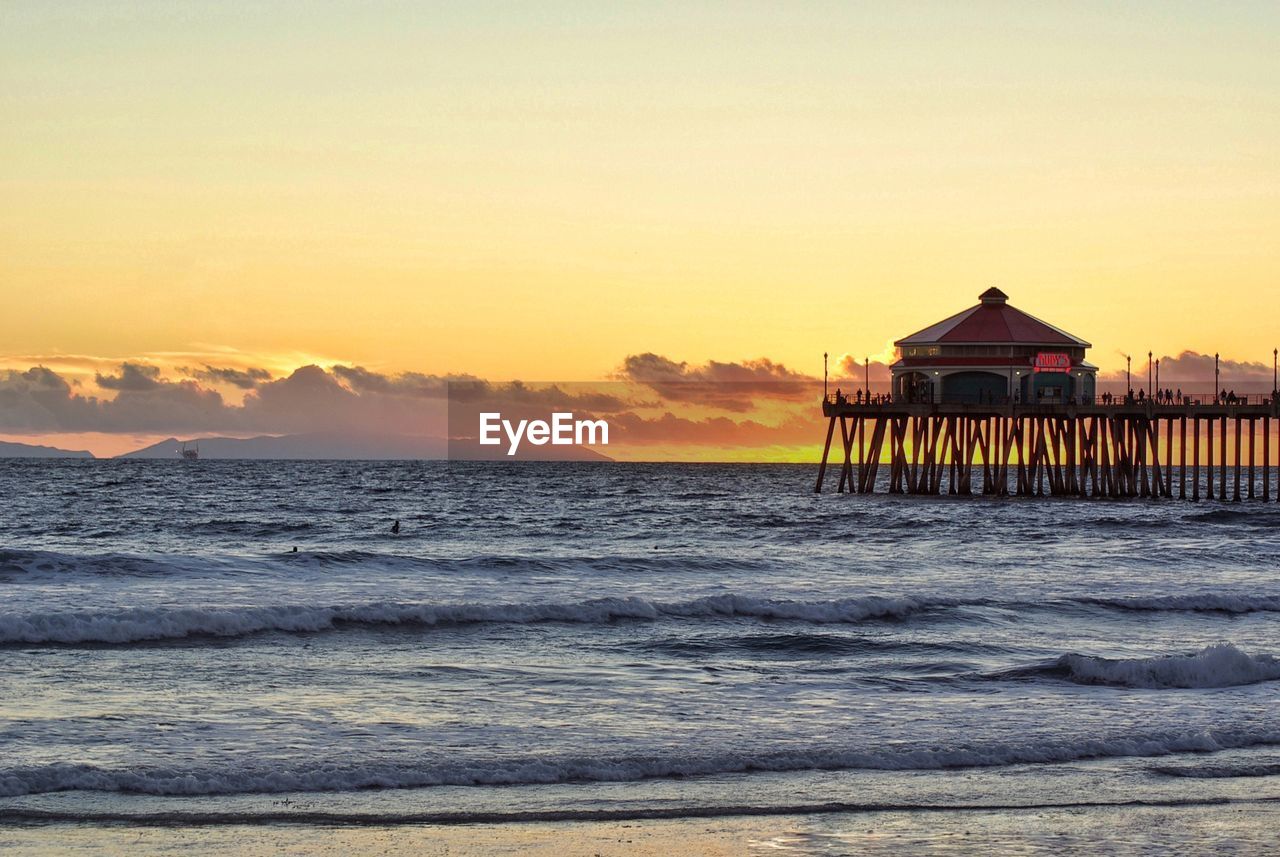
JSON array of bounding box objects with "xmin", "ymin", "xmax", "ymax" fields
[
  {"xmin": 0, "ymin": 594, "xmax": 954, "ymax": 645},
  {"xmin": 1003, "ymin": 644, "xmax": 1280, "ymax": 689}
]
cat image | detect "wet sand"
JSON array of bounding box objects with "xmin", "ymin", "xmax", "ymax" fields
[{"xmin": 4, "ymin": 801, "xmax": 1279, "ymax": 855}]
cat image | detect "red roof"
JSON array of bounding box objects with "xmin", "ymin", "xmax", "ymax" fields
[{"xmin": 895, "ymin": 289, "xmax": 1090, "ymax": 348}]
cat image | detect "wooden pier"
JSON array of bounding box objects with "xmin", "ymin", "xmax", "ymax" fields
[{"xmin": 814, "ymin": 398, "xmax": 1280, "ymax": 500}]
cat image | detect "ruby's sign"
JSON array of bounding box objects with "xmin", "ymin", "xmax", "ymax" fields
[{"xmin": 1033, "ymin": 352, "xmax": 1071, "ymax": 373}]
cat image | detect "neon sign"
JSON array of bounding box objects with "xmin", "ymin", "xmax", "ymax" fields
[{"xmin": 1033, "ymin": 352, "xmax": 1071, "ymax": 373}]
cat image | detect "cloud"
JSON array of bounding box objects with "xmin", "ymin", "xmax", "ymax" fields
[
  {"xmin": 10, "ymin": 348, "xmax": 1269, "ymax": 452},
  {"xmin": 101, "ymin": 380, "xmax": 229, "ymax": 432},
  {"xmin": 0, "ymin": 367, "xmax": 97, "ymax": 432},
  {"xmin": 0, "ymin": 363, "xmax": 440, "ymax": 435},
  {"xmin": 495, "ymin": 380, "xmax": 632, "ymax": 413},
  {"xmin": 188, "ymin": 365, "xmax": 273, "ymax": 389},
  {"xmin": 607, "ymin": 410, "xmax": 816, "ymax": 447},
  {"xmin": 837, "ymin": 355, "xmax": 893, "ymax": 383},
  {"xmin": 1099, "ymin": 350, "xmax": 1276, "ymax": 391},
  {"xmin": 2, "ymin": 363, "xmax": 636, "ymax": 437},
  {"xmin": 330, "ymin": 365, "xmax": 450, "ymax": 397},
  {"xmin": 619, "ymin": 353, "xmax": 816, "ymax": 411},
  {"xmin": 94, "ymin": 363, "xmax": 162, "ymax": 391},
  {"xmin": 0, "ymin": 365, "xmax": 226, "ymax": 433}
]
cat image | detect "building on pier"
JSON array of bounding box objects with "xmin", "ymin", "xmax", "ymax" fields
[{"xmin": 892, "ymin": 288, "xmax": 1097, "ymax": 405}]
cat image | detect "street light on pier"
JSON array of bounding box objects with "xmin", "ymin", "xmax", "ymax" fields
[
  {"xmin": 864, "ymin": 357, "xmax": 870, "ymax": 402},
  {"xmin": 1125, "ymin": 354, "xmax": 1131, "ymax": 395},
  {"xmin": 823, "ymin": 352, "xmax": 828, "ymax": 400}
]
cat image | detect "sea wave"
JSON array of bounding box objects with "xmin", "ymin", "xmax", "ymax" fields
[
  {"xmin": 1149, "ymin": 761, "xmax": 1280, "ymax": 779},
  {"xmin": 0, "ymin": 594, "xmax": 951, "ymax": 645},
  {"xmin": 0, "ymin": 549, "xmax": 185, "ymax": 579},
  {"xmin": 1002, "ymin": 644, "xmax": 1280, "ymax": 689},
  {"xmin": 633, "ymin": 633, "xmax": 1003, "ymax": 659},
  {"xmin": 9, "ymin": 589, "xmax": 1280, "ymax": 646},
  {"xmin": 187, "ymin": 520, "xmax": 315, "ymax": 537},
  {"xmin": 1184, "ymin": 508, "xmax": 1280, "ymax": 526},
  {"xmin": 0, "ymin": 548, "xmax": 774, "ymax": 580},
  {"xmin": 1075, "ymin": 594, "xmax": 1280, "ymax": 614},
  {"xmin": 1, "ymin": 727, "xmax": 1277, "ymax": 797}
]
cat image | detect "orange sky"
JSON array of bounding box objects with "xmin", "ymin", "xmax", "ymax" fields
[{"xmin": 2, "ymin": 3, "xmax": 1278, "ymax": 457}]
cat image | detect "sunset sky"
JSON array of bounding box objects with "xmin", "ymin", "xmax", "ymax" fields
[{"xmin": 2, "ymin": 2, "xmax": 1278, "ymax": 457}]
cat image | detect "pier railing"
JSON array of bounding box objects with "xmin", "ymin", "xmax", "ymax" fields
[{"xmin": 823, "ymin": 392, "xmax": 1280, "ymax": 409}]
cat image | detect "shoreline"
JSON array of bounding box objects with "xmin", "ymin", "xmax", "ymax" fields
[
  {"xmin": 3, "ymin": 801, "xmax": 1279, "ymax": 856},
  {"xmin": 0, "ymin": 793, "xmax": 1262, "ymax": 828}
]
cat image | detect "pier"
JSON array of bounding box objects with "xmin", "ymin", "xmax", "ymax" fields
[
  {"xmin": 815, "ymin": 288, "xmax": 1278, "ymax": 499},
  {"xmin": 814, "ymin": 397, "xmax": 1279, "ymax": 499}
]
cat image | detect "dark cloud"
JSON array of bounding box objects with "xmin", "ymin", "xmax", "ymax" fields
[
  {"xmin": 2, "ymin": 363, "xmax": 635, "ymax": 437},
  {"xmin": 188, "ymin": 365, "xmax": 273, "ymax": 389},
  {"xmin": 327, "ymin": 367, "xmax": 635, "ymax": 413},
  {"xmin": 0, "ymin": 363, "xmax": 443, "ymax": 435},
  {"xmin": 0, "ymin": 367, "xmax": 96, "ymax": 432},
  {"xmin": 620, "ymin": 353, "xmax": 817, "ymax": 411},
  {"xmin": 607, "ymin": 410, "xmax": 817, "ymax": 448},
  {"xmin": 12, "ymin": 349, "xmax": 1266, "ymax": 448},
  {"xmin": 0, "ymin": 365, "xmax": 224, "ymax": 433},
  {"xmin": 1099, "ymin": 351, "xmax": 1276, "ymax": 391},
  {"xmin": 495, "ymin": 381, "xmax": 631, "ymax": 413},
  {"xmin": 94, "ymin": 363, "xmax": 162, "ymax": 391},
  {"xmin": 11, "ymin": 366, "xmax": 69, "ymax": 391},
  {"xmin": 101, "ymin": 379, "xmax": 229, "ymax": 433},
  {"xmin": 331, "ymin": 365, "xmax": 448, "ymax": 397}
]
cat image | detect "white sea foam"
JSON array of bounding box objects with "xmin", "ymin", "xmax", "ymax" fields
[
  {"xmin": 1050, "ymin": 644, "xmax": 1280, "ymax": 689},
  {"xmin": 2, "ymin": 727, "xmax": 1277, "ymax": 797},
  {"xmin": 0, "ymin": 594, "xmax": 943, "ymax": 644}
]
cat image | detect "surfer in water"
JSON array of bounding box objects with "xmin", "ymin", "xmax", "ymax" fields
[{"xmin": 391, "ymin": 519, "xmax": 401, "ymax": 535}]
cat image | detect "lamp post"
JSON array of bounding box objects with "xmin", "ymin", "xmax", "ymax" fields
[
  {"xmin": 1125, "ymin": 354, "xmax": 1131, "ymax": 396},
  {"xmin": 823, "ymin": 352, "xmax": 828, "ymax": 400},
  {"xmin": 1215, "ymin": 353, "xmax": 1220, "ymax": 401},
  {"xmin": 1273, "ymin": 348, "xmax": 1277, "ymax": 395},
  {"xmin": 864, "ymin": 357, "xmax": 870, "ymax": 402}
]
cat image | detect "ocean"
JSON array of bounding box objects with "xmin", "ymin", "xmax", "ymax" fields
[{"xmin": 2, "ymin": 459, "xmax": 1280, "ymax": 853}]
